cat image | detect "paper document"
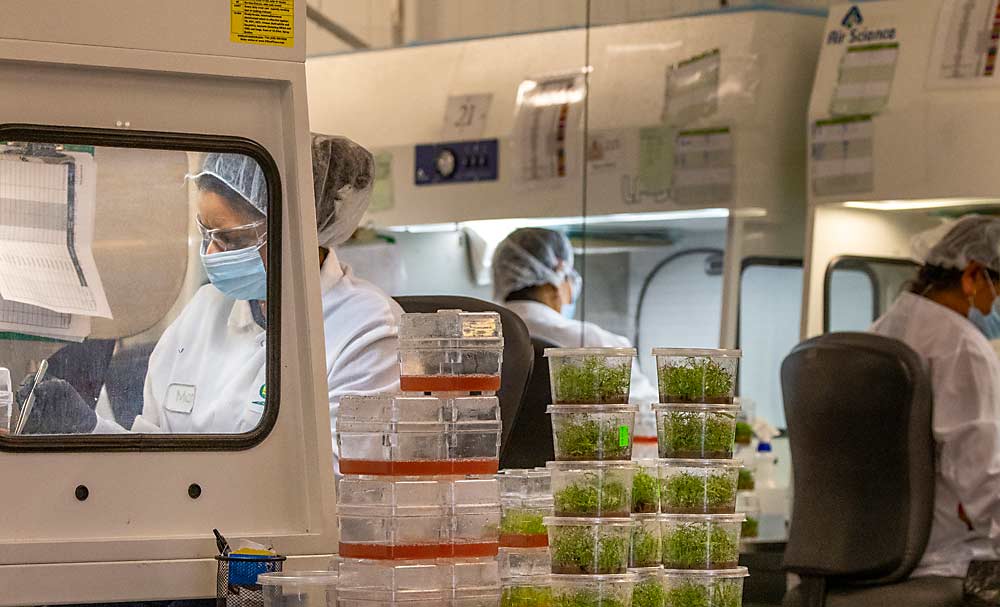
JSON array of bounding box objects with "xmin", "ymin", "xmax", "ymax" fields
[
  {"xmin": 935, "ymin": 0, "xmax": 1000, "ymax": 80},
  {"xmin": 0, "ymin": 150, "xmax": 112, "ymax": 319},
  {"xmin": 831, "ymin": 43, "xmax": 898, "ymax": 116},
  {"xmin": 512, "ymin": 72, "xmax": 586, "ymax": 187},
  {"xmin": 672, "ymin": 127, "xmax": 733, "ymax": 204},
  {"xmin": 811, "ymin": 116, "xmax": 874, "ymax": 196},
  {"xmin": 663, "ymin": 49, "xmax": 721, "ymax": 126}
]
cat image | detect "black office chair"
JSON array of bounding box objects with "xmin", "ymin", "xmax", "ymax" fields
[
  {"xmin": 781, "ymin": 332, "xmax": 962, "ymax": 607},
  {"xmin": 500, "ymin": 336, "xmax": 558, "ymax": 469},
  {"xmin": 393, "ymin": 296, "xmax": 534, "ymax": 453}
]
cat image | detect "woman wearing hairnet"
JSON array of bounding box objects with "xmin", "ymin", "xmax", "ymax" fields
[
  {"xmin": 492, "ymin": 228, "xmax": 658, "ymax": 413},
  {"xmin": 871, "ymin": 214, "xmax": 1000, "ymax": 579},
  {"xmin": 23, "ymin": 134, "xmax": 401, "ymax": 455}
]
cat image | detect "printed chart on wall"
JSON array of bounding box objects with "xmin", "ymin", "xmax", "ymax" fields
[
  {"xmin": 831, "ymin": 43, "xmax": 898, "ymax": 116},
  {"xmin": 672, "ymin": 127, "xmax": 733, "ymax": 204},
  {"xmin": 231, "ymin": 0, "xmax": 295, "ymax": 47},
  {"xmin": 930, "ymin": 0, "xmax": 1000, "ymax": 85},
  {"xmin": 0, "ymin": 149, "xmax": 111, "ymax": 340},
  {"xmin": 663, "ymin": 49, "xmax": 721, "ymax": 126},
  {"xmin": 811, "ymin": 116, "xmax": 874, "ymax": 197},
  {"xmin": 369, "ymin": 152, "xmax": 394, "ymax": 213},
  {"xmin": 512, "ymin": 72, "xmax": 586, "ymax": 188}
]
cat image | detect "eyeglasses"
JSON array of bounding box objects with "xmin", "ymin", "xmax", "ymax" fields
[{"xmin": 196, "ymin": 215, "xmax": 266, "ymax": 252}]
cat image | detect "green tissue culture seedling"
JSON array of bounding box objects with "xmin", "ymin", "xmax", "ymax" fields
[
  {"xmin": 554, "ymin": 475, "xmax": 629, "ymax": 516},
  {"xmin": 663, "ymin": 580, "xmax": 742, "ymax": 607},
  {"xmin": 734, "ymin": 421, "xmax": 753, "ymax": 445},
  {"xmin": 630, "ymin": 526, "xmax": 661, "ymax": 568},
  {"xmin": 632, "ymin": 469, "xmax": 660, "ymax": 513},
  {"xmin": 556, "ymin": 418, "xmax": 631, "ymax": 460},
  {"xmin": 502, "ymin": 585, "xmax": 553, "ymax": 607},
  {"xmin": 555, "ymin": 356, "xmax": 632, "ymax": 404},
  {"xmin": 550, "ymin": 525, "xmax": 629, "ymax": 574},
  {"xmin": 631, "ymin": 578, "xmax": 666, "ymax": 607},
  {"xmin": 742, "ymin": 517, "xmax": 759, "ymax": 538},
  {"xmin": 661, "ymin": 472, "xmax": 735, "ymax": 513},
  {"xmin": 737, "ymin": 469, "xmax": 754, "ymax": 491},
  {"xmin": 501, "ymin": 508, "xmax": 548, "ymax": 535},
  {"xmin": 659, "ymin": 411, "xmax": 735, "ymax": 458},
  {"xmin": 553, "ymin": 589, "xmax": 627, "ymax": 607},
  {"xmin": 659, "ymin": 358, "xmax": 734, "ymax": 403},
  {"xmin": 662, "ymin": 523, "xmax": 739, "ymax": 569}
]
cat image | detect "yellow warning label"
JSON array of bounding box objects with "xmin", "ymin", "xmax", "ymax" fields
[{"xmin": 231, "ymin": 0, "xmax": 294, "ymax": 47}]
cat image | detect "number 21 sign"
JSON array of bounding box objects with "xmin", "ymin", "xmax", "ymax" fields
[{"xmin": 441, "ymin": 94, "xmax": 492, "ymax": 140}]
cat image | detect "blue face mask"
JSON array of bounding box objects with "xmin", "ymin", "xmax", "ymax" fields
[
  {"xmin": 201, "ymin": 245, "xmax": 267, "ymax": 301},
  {"xmin": 561, "ymin": 268, "xmax": 582, "ymax": 319},
  {"xmin": 968, "ymin": 279, "xmax": 1000, "ymax": 339}
]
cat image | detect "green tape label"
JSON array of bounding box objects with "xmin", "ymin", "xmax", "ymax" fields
[{"xmin": 619, "ymin": 425, "xmax": 630, "ymax": 447}]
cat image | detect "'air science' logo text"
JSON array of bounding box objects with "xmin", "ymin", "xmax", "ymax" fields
[{"xmin": 827, "ymin": 5, "xmax": 896, "ymax": 45}]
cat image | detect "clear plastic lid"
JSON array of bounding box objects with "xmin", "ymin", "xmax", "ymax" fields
[
  {"xmin": 547, "ymin": 573, "xmax": 638, "ymax": 583},
  {"xmin": 658, "ymin": 513, "xmax": 746, "ymax": 523},
  {"xmin": 544, "ymin": 347, "xmax": 637, "ymax": 358},
  {"xmin": 547, "ymin": 404, "xmax": 639, "ymax": 413},
  {"xmin": 653, "ymin": 402, "xmax": 741, "ymax": 412},
  {"xmin": 630, "ymin": 513, "xmax": 661, "ymax": 522},
  {"xmin": 652, "ymin": 348, "xmax": 741, "ymax": 358},
  {"xmin": 400, "ymin": 310, "xmax": 503, "ymax": 341},
  {"xmin": 503, "ymin": 574, "xmax": 552, "ymax": 587},
  {"xmin": 628, "ymin": 566, "xmax": 664, "ymax": 575},
  {"xmin": 546, "ymin": 461, "xmax": 638, "ymax": 472},
  {"xmin": 658, "ymin": 458, "xmax": 742, "ymax": 469},
  {"xmin": 339, "ymin": 395, "xmax": 501, "ymax": 425},
  {"xmin": 257, "ymin": 571, "xmax": 338, "ymax": 586},
  {"xmin": 661, "ymin": 566, "xmax": 749, "ymax": 578},
  {"xmin": 543, "ymin": 516, "xmax": 633, "ymax": 526}
]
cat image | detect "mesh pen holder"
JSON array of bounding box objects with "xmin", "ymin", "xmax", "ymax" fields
[{"xmin": 216, "ymin": 554, "xmax": 286, "ymax": 607}]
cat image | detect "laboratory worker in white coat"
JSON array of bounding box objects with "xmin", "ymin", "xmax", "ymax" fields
[
  {"xmin": 491, "ymin": 228, "xmax": 659, "ymax": 422},
  {"xmin": 22, "ymin": 135, "xmax": 401, "ymax": 455},
  {"xmin": 871, "ymin": 214, "xmax": 1000, "ymax": 580}
]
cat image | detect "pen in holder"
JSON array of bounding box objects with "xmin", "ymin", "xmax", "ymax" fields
[{"xmin": 216, "ymin": 553, "xmax": 286, "ymax": 607}]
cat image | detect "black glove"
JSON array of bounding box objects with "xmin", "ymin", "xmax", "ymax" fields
[{"xmin": 15, "ymin": 374, "xmax": 97, "ymax": 434}]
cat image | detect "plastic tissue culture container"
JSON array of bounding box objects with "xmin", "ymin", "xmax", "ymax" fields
[
  {"xmin": 545, "ymin": 348, "xmax": 636, "ymax": 405},
  {"xmin": 259, "ymin": 571, "xmax": 338, "ymax": 607},
  {"xmin": 630, "ymin": 568, "xmax": 664, "ymax": 607},
  {"xmin": 661, "ymin": 567, "xmax": 749, "ymax": 607},
  {"xmin": 549, "ymin": 573, "xmax": 636, "ymax": 607},
  {"xmin": 658, "ymin": 460, "xmax": 740, "ymax": 515},
  {"xmin": 632, "ymin": 460, "xmax": 661, "ymax": 514},
  {"xmin": 336, "ymin": 557, "xmax": 499, "ymax": 607},
  {"xmin": 398, "ymin": 310, "xmax": 504, "ymax": 393},
  {"xmin": 653, "ymin": 349, "xmax": 740, "ymax": 405},
  {"xmin": 659, "ymin": 514, "xmax": 744, "ymax": 570},
  {"xmin": 499, "ymin": 547, "xmax": 552, "ymax": 578},
  {"xmin": 337, "ymin": 395, "xmax": 501, "ymax": 476},
  {"xmin": 545, "ymin": 517, "xmax": 633, "ymax": 575},
  {"xmin": 549, "ymin": 405, "xmax": 638, "ymax": 461},
  {"xmin": 501, "ymin": 575, "xmax": 552, "ymax": 607},
  {"xmin": 655, "ymin": 404, "xmax": 740, "ymax": 460},
  {"xmin": 549, "ymin": 461, "xmax": 636, "ymax": 518},
  {"xmin": 629, "ymin": 515, "xmax": 662, "ymax": 569},
  {"xmin": 499, "ymin": 468, "xmax": 552, "ymax": 547}
]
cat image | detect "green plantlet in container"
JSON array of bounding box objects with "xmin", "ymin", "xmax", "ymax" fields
[
  {"xmin": 661, "ymin": 473, "xmax": 735, "ymax": 514},
  {"xmin": 630, "ymin": 526, "xmax": 661, "ymax": 568},
  {"xmin": 737, "ymin": 469, "xmax": 754, "ymax": 491},
  {"xmin": 742, "ymin": 517, "xmax": 759, "ymax": 538},
  {"xmin": 503, "ymin": 584, "xmax": 553, "ymax": 607},
  {"xmin": 502, "ymin": 509, "xmax": 548, "ymax": 536},
  {"xmin": 557, "ymin": 419, "xmax": 631, "ymax": 460},
  {"xmin": 550, "ymin": 527, "xmax": 629, "ymax": 574},
  {"xmin": 660, "ymin": 411, "xmax": 735, "ymax": 459},
  {"xmin": 553, "ymin": 590, "xmax": 627, "ymax": 607},
  {"xmin": 631, "ymin": 579, "xmax": 665, "ymax": 607},
  {"xmin": 661, "ymin": 524, "xmax": 738, "ymax": 569},
  {"xmin": 632, "ymin": 469, "xmax": 660, "ymax": 513},
  {"xmin": 555, "ymin": 356, "xmax": 632, "ymax": 404},
  {"xmin": 734, "ymin": 421, "xmax": 753, "ymax": 445},
  {"xmin": 554, "ymin": 476, "xmax": 629, "ymax": 516},
  {"xmin": 663, "ymin": 580, "xmax": 742, "ymax": 607},
  {"xmin": 660, "ymin": 359, "xmax": 734, "ymax": 404}
]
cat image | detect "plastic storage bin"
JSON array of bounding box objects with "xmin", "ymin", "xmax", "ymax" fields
[
  {"xmin": 655, "ymin": 404, "xmax": 740, "ymax": 460},
  {"xmin": 337, "ymin": 395, "xmax": 501, "ymax": 476},
  {"xmin": 658, "ymin": 460, "xmax": 740, "ymax": 515},
  {"xmin": 259, "ymin": 571, "xmax": 338, "ymax": 607},
  {"xmin": 632, "ymin": 460, "xmax": 661, "ymax": 514},
  {"xmin": 549, "ymin": 461, "xmax": 636, "ymax": 518},
  {"xmin": 545, "ymin": 517, "xmax": 633, "ymax": 575},
  {"xmin": 499, "ymin": 547, "xmax": 552, "ymax": 578},
  {"xmin": 545, "ymin": 348, "xmax": 636, "ymax": 405},
  {"xmin": 398, "ymin": 310, "xmax": 504, "ymax": 393},
  {"xmin": 499, "ymin": 468, "xmax": 553, "ymax": 548},
  {"xmin": 336, "ymin": 557, "xmax": 499, "ymax": 605},
  {"xmin": 629, "ymin": 515, "xmax": 662, "ymax": 569},
  {"xmin": 630, "ymin": 568, "xmax": 664, "ymax": 607},
  {"xmin": 501, "ymin": 575, "xmax": 552, "ymax": 607},
  {"xmin": 659, "ymin": 514, "xmax": 744, "ymax": 570},
  {"xmin": 661, "ymin": 567, "xmax": 749, "ymax": 607},
  {"xmin": 653, "ymin": 349, "xmax": 740, "ymax": 405},
  {"xmin": 548, "ymin": 573, "xmax": 637, "ymax": 607},
  {"xmin": 549, "ymin": 405, "xmax": 638, "ymax": 461}
]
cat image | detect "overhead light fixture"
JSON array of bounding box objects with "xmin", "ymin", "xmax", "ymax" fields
[{"xmin": 843, "ymin": 198, "xmax": 1000, "ymax": 211}]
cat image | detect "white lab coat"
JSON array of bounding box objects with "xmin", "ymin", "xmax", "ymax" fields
[
  {"xmin": 871, "ymin": 291, "xmax": 1000, "ymax": 578},
  {"xmin": 505, "ymin": 300, "xmax": 660, "ymax": 435},
  {"xmin": 94, "ymin": 251, "xmax": 402, "ymax": 466}
]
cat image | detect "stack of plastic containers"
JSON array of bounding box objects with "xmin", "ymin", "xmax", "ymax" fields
[
  {"xmin": 498, "ymin": 468, "xmax": 552, "ymax": 607},
  {"xmin": 543, "ymin": 348, "xmax": 640, "ymax": 607},
  {"xmin": 335, "ymin": 310, "xmax": 505, "ymax": 607},
  {"xmin": 653, "ymin": 349, "xmax": 749, "ymax": 607}
]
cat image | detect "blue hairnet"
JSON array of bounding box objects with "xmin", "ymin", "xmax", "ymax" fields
[
  {"xmin": 912, "ymin": 215, "xmax": 1000, "ymax": 273},
  {"xmin": 192, "ymin": 153, "xmax": 268, "ymax": 215},
  {"xmin": 492, "ymin": 228, "xmax": 575, "ymax": 301}
]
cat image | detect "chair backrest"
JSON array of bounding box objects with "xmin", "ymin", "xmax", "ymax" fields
[
  {"xmin": 781, "ymin": 332, "xmax": 934, "ymax": 586},
  {"xmin": 500, "ymin": 336, "xmax": 558, "ymax": 469},
  {"xmin": 393, "ymin": 296, "xmax": 534, "ymax": 451}
]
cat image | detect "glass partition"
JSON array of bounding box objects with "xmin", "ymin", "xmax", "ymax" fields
[{"xmin": 824, "ymin": 257, "xmax": 918, "ymax": 333}]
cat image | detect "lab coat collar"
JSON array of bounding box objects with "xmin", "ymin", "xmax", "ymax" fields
[
  {"xmin": 507, "ymin": 299, "xmax": 566, "ymax": 323},
  {"xmin": 228, "ymin": 299, "xmax": 261, "ymax": 332}
]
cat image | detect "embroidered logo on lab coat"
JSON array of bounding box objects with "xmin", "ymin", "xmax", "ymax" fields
[{"xmin": 252, "ymin": 383, "xmax": 266, "ymax": 408}]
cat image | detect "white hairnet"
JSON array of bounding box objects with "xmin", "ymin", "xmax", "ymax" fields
[
  {"xmin": 912, "ymin": 214, "xmax": 1000, "ymax": 272},
  {"xmin": 312, "ymin": 133, "xmax": 375, "ymax": 247},
  {"xmin": 192, "ymin": 153, "xmax": 268, "ymax": 215},
  {"xmin": 492, "ymin": 228, "xmax": 575, "ymax": 301}
]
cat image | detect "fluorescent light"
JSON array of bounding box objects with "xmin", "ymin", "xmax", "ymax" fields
[{"xmin": 843, "ymin": 198, "xmax": 1000, "ymax": 211}]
